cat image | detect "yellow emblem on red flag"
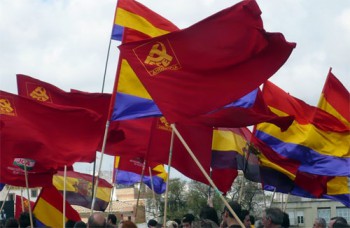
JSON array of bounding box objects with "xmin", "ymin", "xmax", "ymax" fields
[
  {"xmin": 0, "ymin": 98, "xmax": 16, "ymax": 116},
  {"xmin": 134, "ymin": 39, "xmax": 181, "ymax": 76}
]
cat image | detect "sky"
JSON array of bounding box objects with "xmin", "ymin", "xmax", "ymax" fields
[{"xmin": 1, "ymin": 0, "xmax": 349, "ymax": 177}]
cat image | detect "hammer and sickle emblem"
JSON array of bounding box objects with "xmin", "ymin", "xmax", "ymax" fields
[
  {"xmin": 160, "ymin": 117, "xmax": 171, "ymax": 129},
  {"xmin": 30, "ymin": 86, "xmax": 49, "ymax": 102},
  {"xmin": 145, "ymin": 42, "xmax": 173, "ymax": 67},
  {"xmin": 0, "ymin": 98, "xmax": 14, "ymax": 113}
]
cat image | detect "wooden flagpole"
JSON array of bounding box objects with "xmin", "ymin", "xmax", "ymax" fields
[
  {"xmin": 108, "ymin": 184, "xmax": 116, "ymax": 213},
  {"xmin": 20, "ymin": 188, "xmax": 24, "ymax": 213},
  {"xmin": 238, "ymin": 172, "xmax": 245, "ymax": 204},
  {"xmin": 24, "ymin": 166, "xmax": 34, "ymax": 228},
  {"xmin": 170, "ymin": 124, "xmax": 245, "ymax": 228},
  {"xmin": 163, "ymin": 127, "xmax": 175, "ymax": 225},
  {"xmin": 135, "ymin": 160, "xmax": 147, "ymax": 219},
  {"xmin": 63, "ymin": 165, "xmax": 67, "ymax": 228},
  {"xmin": 148, "ymin": 167, "xmax": 158, "ymax": 220},
  {"xmin": 269, "ymin": 187, "xmax": 276, "ymax": 207},
  {"xmin": 283, "ymin": 192, "xmax": 290, "ymax": 212},
  {"xmin": 91, "ymin": 120, "xmax": 110, "ymax": 214}
]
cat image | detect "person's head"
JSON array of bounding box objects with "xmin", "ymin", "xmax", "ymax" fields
[
  {"xmin": 74, "ymin": 221, "xmax": 87, "ymax": 228},
  {"xmin": 254, "ymin": 219, "xmax": 264, "ymax": 228},
  {"xmin": 148, "ymin": 219, "xmax": 158, "ymax": 228},
  {"xmin": 313, "ymin": 218, "xmax": 326, "ymax": 228},
  {"xmin": 222, "ymin": 201, "xmax": 242, "ymax": 226},
  {"xmin": 66, "ymin": 219, "xmax": 77, "ymax": 227},
  {"xmin": 199, "ymin": 205, "xmax": 219, "ymax": 225},
  {"xmin": 332, "ymin": 217, "xmax": 349, "ymax": 228},
  {"xmin": 87, "ymin": 212, "xmax": 106, "ymax": 228},
  {"xmin": 4, "ymin": 218, "xmax": 19, "ymax": 228},
  {"xmin": 166, "ymin": 220, "xmax": 178, "ymax": 228},
  {"xmin": 250, "ymin": 215, "xmax": 255, "ymax": 225},
  {"xmin": 223, "ymin": 201, "xmax": 241, "ymax": 219},
  {"xmin": 182, "ymin": 214, "xmax": 195, "ymax": 228},
  {"xmin": 107, "ymin": 214, "xmax": 117, "ymax": 225},
  {"xmin": 240, "ymin": 209, "xmax": 251, "ymax": 228},
  {"xmin": 18, "ymin": 212, "xmax": 36, "ymax": 228},
  {"xmin": 262, "ymin": 207, "xmax": 284, "ymax": 228},
  {"xmin": 281, "ymin": 212, "xmax": 290, "ymax": 228},
  {"xmin": 121, "ymin": 220, "xmax": 137, "ymax": 228}
]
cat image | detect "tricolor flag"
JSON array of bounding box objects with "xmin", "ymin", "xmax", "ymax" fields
[
  {"xmin": 53, "ymin": 170, "xmax": 113, "ymax": 211},
  {"xmin": 33, "ymin": 186, "xmax": 81, "ymax": 227},
  {"xmin": 118, "ymin": 0, "xmax": 296, "ymax": 123}
]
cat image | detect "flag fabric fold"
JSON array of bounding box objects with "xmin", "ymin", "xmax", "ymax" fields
[
  {"xmin": 190, "ymin": 88, "xmax": 294, "ymax": 130},
  {"xmin": 15, "ymin": 195, "xmax": 35, "ymax": 219},
  {"xmin": 110, "ymin": 0, "xmax": 179, "ymax": 121},
  {"xmin": 0, "ymin": 90, "xmax": 104, "ymax": 187},
  {"xmin": 255, "ymin": 81, "xmax": 350, "ymax": 176},
  {"xmin": 118, "ymin": 0, "xmax": 296, "ymax": 123},
  {"xmin": 111, "ymin": 0, "xmax": 178, "ymax": 41},
  {"xmin": 114, "ymin": 156, "xmax": 167, "ymax": 194},
  {"xmin": 17, "ymin": 74, "xmax": 125, "ymax": 156},
  {"xmin": 252, "ymin": 80, "xmax": 350, "ymax": 207},
  {"xmin": 317, "ymin": 69, "xmax": 350, "ymax": 126},
  {"xmin": 53, "ymin": 170, "xmax": 113, "ymax": 211},
  {"xmin": 33, "ymin": 186, "xmax": 81, "ymax": 227}
]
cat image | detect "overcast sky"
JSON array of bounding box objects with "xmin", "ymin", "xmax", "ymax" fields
[{"xmin": 1, "ymin": 0, "xmax": 349, "ymax": 176}]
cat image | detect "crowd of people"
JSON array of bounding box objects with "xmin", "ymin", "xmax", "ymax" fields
[{"xmin": 0, "ymin": 201, "xmax": 349, "ymax": 228}]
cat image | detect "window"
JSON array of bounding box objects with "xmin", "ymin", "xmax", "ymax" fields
[
  {"xmin": 318, "ymin": 208, "xmax": 331, "ymax": 223},
  {"xmin": 297, "ymin": 211, "xmax": 304, "ymax": 224},
  {"xmin": 287, "ymin": 211, "xmax": 296, "ymax": 226},
  {"xmin": 30, "ymin": 189, "xmax": 38, "ymax": 198},
  {"xmin": 336, "ymin": 207, "xmax": 350, "ymax": 222}
]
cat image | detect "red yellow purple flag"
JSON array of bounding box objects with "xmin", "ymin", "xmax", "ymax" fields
[
  {"xmin": 118, "ymin": 0, "xmax": 296, "ymax": 123},
  {"xmin": 317, "ymin": 69, "xmax": 350, "ymax": 127},
  {"xmin": 33, "ymin": 186, "xmax": 81, "ymax": 227},
  {"xmin": 53, "ymin": 170, "xmax": 112, "ymax": 211}
]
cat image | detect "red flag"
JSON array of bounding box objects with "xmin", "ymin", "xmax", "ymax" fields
[
  {"xmin": 16, "ymin": 74, "xmax": 125, "ymax": 155},
  {"xmin": 118, "ymin": 0, "xmax": 296, "ymax": 123},
  {"xmin": 15, "ymin": 195, "xmax": 35, "ymax": 219},
  {"xmin": 0, "ymin": 90, "xmax": 104, "ymax": 187},
  {"xmin": 318, "ymin": 69, "xmax": 350, "ymax": 125},
  {"xmin": 33, "ymin": 186, "xmax": 81, "ymax": 227},
  {"xmin": 114, "ymin": 117, "xmax": 214, "ymax": 188}
]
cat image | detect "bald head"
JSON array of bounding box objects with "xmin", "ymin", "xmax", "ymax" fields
[{"xmin": 88, "ymin": 212, "xmax": 106, "ymax": 228}]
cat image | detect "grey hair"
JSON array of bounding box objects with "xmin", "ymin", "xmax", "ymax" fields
[
  {"xmin": 265, "ymin": 208, "xmax": 284, "ymax": 225},
  {"xmin": 314, "ymin": 217, "xmax": 327, "ymax": 228}
]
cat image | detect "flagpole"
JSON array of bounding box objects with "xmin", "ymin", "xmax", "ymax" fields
[
  {"xmin": 261, "ymin": 184, "xmax": 267, "ymax": 209},
  {"xmin": 170, "ymin": 124, "xmax": 245, "ymax": 228},
  {"xmin": 20, "ymin": 188, "xmax": 24, "ymax": 213},
  {"xmin": 238, "ymin": 171, "xmax": 245, "ymax": 204},
  {"xmin": 24, "ymin": 166, "xmax": 34, "ymax": 228},
  {"xmin": 283, "ymin": 192, "xmax": 290, "ymax": 212},
  {"xmin": 108, "ymin": 183, "xmax": 116, "ymax": 213},
  {"xmin": 63, "ymin": 165, "xmax": 67, "ymax": 228},
  {"xmin": 135, "ymin": 160, "xmax": 147, "ymax": 219},
  {"xmin": 91, "ymin": 120, "xmax": 110, "ymax": 214},
  {"xmin": 148, "ymin": 167, "xmax": 158, "ymax": 219},
  {"xmin": 163, "ymin": 127, "xmax": 175, "ymax": 225},
  {"xmin": 91, "ymin": 35, "xmax": 113, "ymax": 204},
  {"xmin": 269, "ymin": 187, "xmax": 276, "ymax": 207}
]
